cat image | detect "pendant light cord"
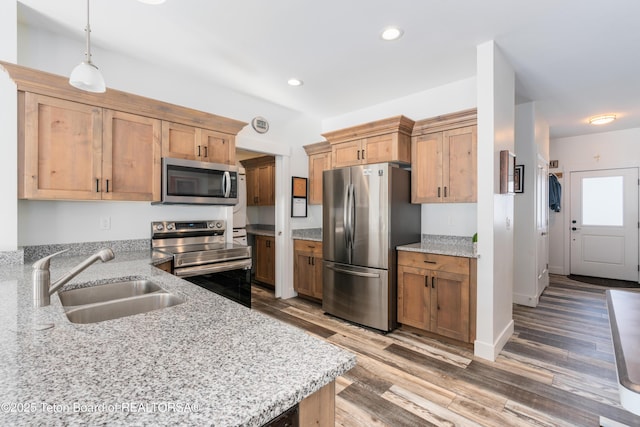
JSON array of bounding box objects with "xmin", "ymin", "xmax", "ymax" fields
[{"xmin": 85, "ymin": 0, "xmax": 92, "ymax": 64}]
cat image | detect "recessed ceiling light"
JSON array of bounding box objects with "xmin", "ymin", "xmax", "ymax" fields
[
  {"xmin": 381, "ymin": 27, "xmax": 404, "ymax": 41},
  {"xmin": 138, "ymin": 0, "xmax": 166, "ymax": 4},
  {"xmin": 287, "ymin": 78, "xmax": 303, "ymax": 87},
  {"xmin": 588, "ymin": 114, "xmax": 616, "ymax": 125}
]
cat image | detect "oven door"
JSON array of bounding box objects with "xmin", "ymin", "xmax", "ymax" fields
[{"xmin": 183, "ymin": 265, "xmax": 252, "ymax": 308}]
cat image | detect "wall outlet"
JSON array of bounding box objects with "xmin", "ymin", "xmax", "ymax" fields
[{"xmin": 100, "ymin": 216, "xmax": 111, "ymax": 230}]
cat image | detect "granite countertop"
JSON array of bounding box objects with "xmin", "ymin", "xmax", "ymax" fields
[
  {"xmin": 246, "ymin": 225, "xmax": 275, "ymax": 237},
  {"xmin": 397, "ymin": 235, "xmax": 476, "ymax": 258},
  {"xmin": 0, "ymin": 250, "xmax": 355, "ymax": 426},
  {"xmin": 291, "ymin": 228, "xmax": 322, "ymax": 242}
]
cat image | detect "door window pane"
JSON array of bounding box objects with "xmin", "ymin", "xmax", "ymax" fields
[{"xmin": 582, "ymin": 176, "xmax": 623, "ymax": 226}]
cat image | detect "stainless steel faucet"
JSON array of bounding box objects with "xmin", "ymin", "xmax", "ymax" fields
[{"xmin": 33, "ymin": 248, "xmax": 115, "ymax": 307}]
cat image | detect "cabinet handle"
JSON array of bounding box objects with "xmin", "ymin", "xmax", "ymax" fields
[
  {"xmin": 204, "ymin": 146, "xmax": 208, "ymax": 158},
  {"xmin": 311, "ymin": 257, "xmax": 315, "ymax": 266},
  {"xmin": 423, "ymin": 260, "xmax": 437, "ymax": 264},
  {"xmin": 424, "ymin": 276, "xmax": 428, "ymax": 288},
  {"xmin": 105, "ymin": 179, "xmax": 110, "ymax": 193},
  {"xmin": 362, "ymin": 149, "xmax": 365, "ymax": 159},
  {"xmin": 95, "ymin": 178, "xmax": 100, "ymax": 193},
  {"xmin": 197, "ymin": 145, "xmax": 201, "ymax": 157},
  {"xmin": 444, "ymin": 186, "xmax": 448, "ymax": 197},
  {"xmin": 308, "ymin": 256, "xmax": 311, "ymax": 265},
  {"xmin": 438, "ymin": 187, "xmax": 441, "ymax": 198},
  {"xmin": 357, "ymin": 150, "xmax": 360, "ymax": 160},
  {"xmin": 432, "ymin": 276, "xmax": 435, "ymax": 288}
]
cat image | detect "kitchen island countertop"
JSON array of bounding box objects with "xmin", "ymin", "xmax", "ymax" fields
[{"xmin": 0, "ymin": 250, "xmax": 355, "ymax": 426}]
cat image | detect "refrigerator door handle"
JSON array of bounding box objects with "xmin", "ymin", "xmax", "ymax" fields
[
  {"xmin": 343, "ymin": 184, "xmax": 351, "ymax": 249},
  {"xmin": 349, "ymin": 183, "xmax": 356, "ymax": 248},
  {"xmin": 325, "ymin": 264, "xmax": 381, "ymax": 278}
]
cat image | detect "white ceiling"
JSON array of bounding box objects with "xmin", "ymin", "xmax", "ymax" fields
[{"xmin": 16, "ymin": 0, "xmax": 640, "ymax": 138}]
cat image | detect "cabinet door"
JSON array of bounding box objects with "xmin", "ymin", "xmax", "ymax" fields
[
  {"xmin": 294, "ymin": 240, "xmax": 323, "ymax": 299},
  {"xmin": 308, "ymin": 151, "xmax": 331, "ymax": 205},
  {"xmin": 362, "ymin": 134, "xmax": 394, "ymax": 164},
  {"xmin": 161, "ymin": 121, "xmax": 198, "ymax": 160},
  {"xmin": 103, "ymin": 110, "xmax": 161, "ymax": 201},
  {"xmin": 255, "ymin": 235, "xmax": 275, "ymax": 285},
  {"xmin": 331, "ymin": 140, "xmax": 363, "ymax": 168},
  {"xmin": 411, "ymin": 132, "xmax": 443, "ymax": 203},
  {"xmin": 258, "ymin": 164, "xmax": 274, "ymax": 206},
  {"xmin": 246, "ymin": 166, "xmax": 259, "ymax": 206},
  {"xmin": 431, "ymin": 269, "xmax": 470, "ymax": 341},
  {"xmin": 21, "ymin": 93, "xmax": 102, "ymax": 200},
  {"xmin": 443, "ymin": 126, "xmax": 477, "ymax": 203},
  {"xmin": 201, "ymin": 129, "xmax": 235, "ymax": 165},
  {"xmin": 294, "ymin": 249, "xmax": 315, "ymax": 297},
  {"xmin": 397, "ymin": 265, "xmax": 431, "ymax": 330}
]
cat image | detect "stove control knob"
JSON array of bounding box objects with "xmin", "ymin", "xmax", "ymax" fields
[
  {"xmin": 166, "ymin": 223, "xmax": 175, "ymax": 231},
  {"xmin": 215, "ymin": 221, "xmax": 223, "ymax": 229},
  {"xmin": 155, "ymin": 224, "xmax": 164, "ymax": 231},
  {"xmin": 208, "ymin": 222, "xmax": 215, "ymax": 228}
]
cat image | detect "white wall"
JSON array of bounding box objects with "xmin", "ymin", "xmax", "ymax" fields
[
  {"xmin": 513, "ymin": 102, "xmax": 549, "ymax": 306},
  {"xmin": 323, "ymin": 77, "xmax": 478, "ymax": 238},
  {"xmin": 0, "ymin": 1, "xmax": 18, "ymax": 252},
  {"xmin": 16, "ymin": 23, "xmax": 322, "ymax": 246},
  {"xmin": 549, "ymin": 127, "xmax": 640, "ymax": 275},
  {"xmin": 475, "ymin": 41, "xmax": 515, "ymax": 361}
]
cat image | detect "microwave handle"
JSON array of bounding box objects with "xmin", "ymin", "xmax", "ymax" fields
[{"xmin": 223, "ymin": 171, "xmax": 231, "ymax": 198}]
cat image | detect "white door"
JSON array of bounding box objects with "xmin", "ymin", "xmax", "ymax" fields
[
  {"xmin": 570, "ymin": 168, "xmax": 639, "ymax": 281},
  {"xmin": 536, "ymin": 158, "xmax": 549, "ymax": 295}
]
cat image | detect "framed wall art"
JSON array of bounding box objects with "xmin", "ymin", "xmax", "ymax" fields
[
  {"xmin": 514, "ymin": 164, "xmax": 524, "ymax": 193},
  {"xmin": 499, "ymin": 150, "xmax": 516, "ymax": 194},
  {"xmin": 291, "ymin": 177, "xmax": 308, "ymax": 217}
]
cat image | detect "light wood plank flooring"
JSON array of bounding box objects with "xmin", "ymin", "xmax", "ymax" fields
[{"xmin": 252, "ymin": 275, "xmax": 640, "ymax": 426}]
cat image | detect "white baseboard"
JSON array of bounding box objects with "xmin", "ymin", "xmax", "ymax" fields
[
  {"xmin": 474, "ymin": 319, "xmax": 515, "ymax": 361},
  {"xmin": 513, "ymin": 292, "xmax": 539, "ymax": 307}
]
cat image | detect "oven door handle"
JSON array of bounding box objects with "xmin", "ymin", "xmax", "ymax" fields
[{"xmin": 173, "ymin": 258, "xmax": 252, "ymax": 278}]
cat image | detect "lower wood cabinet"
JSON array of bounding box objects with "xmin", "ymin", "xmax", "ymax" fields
[
  {"xmin": 293, "ymin": 240, "xmax": 323, "ymax": 300},
  {"xmin": 255, "ymin": 235, "xmax": 276, "ymax": 286},
  {"xmin": 397, "ymin": 251, "xmax": 476, "ymax": 343}
]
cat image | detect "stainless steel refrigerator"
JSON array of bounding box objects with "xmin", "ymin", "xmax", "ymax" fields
[{"xmin": 322, "ymin": 163, "xmax": 421, "ymax": 331}]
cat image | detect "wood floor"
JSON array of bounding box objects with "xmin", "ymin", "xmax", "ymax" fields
[{"xmin": 252, "ymin": 275, "xmax": 640, "ymax": 426}]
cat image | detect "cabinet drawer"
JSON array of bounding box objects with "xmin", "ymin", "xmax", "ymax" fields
[
  {"xmin": 294, "ymin": 239, "xmax": 322, "ymax": 256},
  {"xmin": 398, "ymin": 251, "xmax": 469, "ymax": 274}
]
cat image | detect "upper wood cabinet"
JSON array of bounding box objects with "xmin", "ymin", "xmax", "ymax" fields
[
  {"xmin": 411, "ymin": 109, "xmax": 477, "ymax": 204},
  {"xmin": 322, "ymin": 116, "xmax": 414, "ymax": 168},
  {"xmin": 20, "ymin": 93, "xmax": 102, "ymax": 200},
  {"xmin": 3, "ymin": 61, "xmax": 246, "ymax": 202},
  {"xmin": 303, "ymin": 141, "xmax": 332, "ymax": 205},
  {"xmin": 19, "ymin": 93, "xmax": 161, "ymax": 201},
  {"xmin": 242, "ymin": 156, "xmax": 275, "ymax": 206},
  {"xmin": 162, "ymin": 122, "xmax": 235, "ymax": 165}
]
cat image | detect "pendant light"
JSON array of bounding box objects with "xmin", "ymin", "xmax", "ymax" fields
[{"xmin": 69, "ymin": 0, "xmax": 106, "ymax": 93}]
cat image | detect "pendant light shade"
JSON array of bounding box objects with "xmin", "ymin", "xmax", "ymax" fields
[{"xmin": 69, "ymin": 0, "xmax": 106, "ymax": 93}]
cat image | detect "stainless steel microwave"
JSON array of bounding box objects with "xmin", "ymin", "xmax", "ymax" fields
[{"xmin": 159, "ymin": 158, "xmax": 238, "ymax": 205}]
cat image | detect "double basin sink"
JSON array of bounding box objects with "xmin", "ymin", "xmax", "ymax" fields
[{"xmin": 59, "ymin": 279, "xmax": 184, "ymax": 324}]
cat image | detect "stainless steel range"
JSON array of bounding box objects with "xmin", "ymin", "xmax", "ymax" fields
[{"xmin": 151, "ymin": 220, "xmax": 252, "ymax": 307}]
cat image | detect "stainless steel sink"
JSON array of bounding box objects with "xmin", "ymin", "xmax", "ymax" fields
[
  {"xmin": 58, "ymin": 279, "xmax": 184, "ymax": 324},
  {"xmin": 58, "ymin": 280, "xmax": 163, "ymax": 307},
  {"xmin": 64, "ymin": 293, "xmax": 184, "ymax": 324}
]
